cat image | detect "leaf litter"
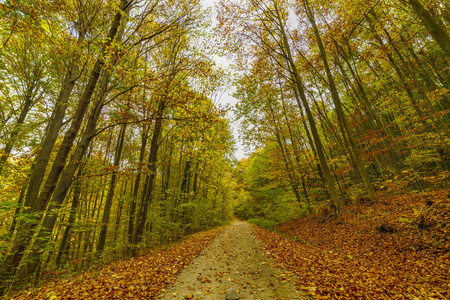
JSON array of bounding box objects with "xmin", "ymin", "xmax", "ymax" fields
[
  {"xmin": 156, "ymin": 221, "xmax": 308, "ymax": 300},
  {"xmin": 9, "ymin": 190, "xmax": 449, "ymax": 299},
  {"xmin": 10, "ymin": 227, "xmax": 226, "ymax": 299},
  {"xmin": 252, "ymin": 190, "xmax": 450, "ymax": 299}
]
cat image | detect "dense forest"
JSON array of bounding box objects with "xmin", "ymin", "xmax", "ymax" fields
[
  {"xmin": 0, "ymin": 0, "xmax": 448, "ymax": 296},
  {"xmin": 0, "ymin": 0, "xmax": 235, "ymax": 294},
  {"xmin": 221, "ymin": 0, "xmax": 449, "ymax": 225}
]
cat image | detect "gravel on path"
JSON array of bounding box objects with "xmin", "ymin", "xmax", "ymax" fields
[{"xmin": 157, "ymin": 221, "xmax": 310, "ymax": 300}]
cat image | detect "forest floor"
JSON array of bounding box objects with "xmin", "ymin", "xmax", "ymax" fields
[
  {"xmin": 256, "ymin": 189, "xmax": 450, "ymax": 299},
  {"xmin": 8, "ymin": 189, "xmax": 449, "ymax": 300},
  {"xmin": 9, "ymin": 222, "xmax": 311, "ymax": 300},
  {"xmin": 9, "ymin": 227, "xmax": 226, "ymax": 299},
  {"xmin": 156, "ymin": 221, "xmax": 309, "ymax": 300}
]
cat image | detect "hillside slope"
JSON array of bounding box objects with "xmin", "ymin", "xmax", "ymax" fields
[{"xmin": 252, "ymin": 190, "xmax": 450, "ymax": 299}]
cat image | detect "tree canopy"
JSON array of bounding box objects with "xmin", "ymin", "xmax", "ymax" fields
[{"xmin": 0, "ymin": 0, "xmax": 448, "ymax": 295}]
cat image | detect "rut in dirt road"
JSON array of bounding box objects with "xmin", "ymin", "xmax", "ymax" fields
[{"xmin": 157, "ymin": 221, "xmax": 310, "ymax": 300}]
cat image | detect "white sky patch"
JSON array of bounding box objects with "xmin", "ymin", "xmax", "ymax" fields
[{"xmin": 201, "ymin": 0, "xmax": 249, "ymax": 161}]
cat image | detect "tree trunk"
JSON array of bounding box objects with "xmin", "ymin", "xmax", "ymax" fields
[
  {"xmin": 302, "ymin": 0, "xmax": 377, "ymax": 202},
  {"xmin": 8, "ymin": 184, "xmax": 26, "ymax": 235},
  {"xmin": 113, "ymin": 180, "xmax": 127, "ymax": 247},
  {"xmin": 132, "ymin": 99, "xmax": 165, "ymax": 250},
  {"xmin": 96, "ymin": 124, "xmax": 127, "ymax": 256},
  {"xmin": 127, "ymin": 124, "xmax": 149, "ymax": 251},
  {"xmin": 405, "ymin": 0, "xmax": 450, "ymax": 56},
  {"xmin": 267, "ymin": 98, "xmax": 303, "ymax": 205},
  {"xmin": 0, "ymin": 84, "xmax": 35, "ymax": 172},
  {"xmin": 55, "ymin": 167, "xmax": 84, "ymax": 267},
  {"xmin": 271, "ymin": 0, "xmax": 343, "ymax": 211}
]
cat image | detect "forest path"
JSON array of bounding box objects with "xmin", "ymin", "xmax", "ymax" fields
[{"xmin": 157, "ymin": 221, "xmax": 309, "ymax": 300}]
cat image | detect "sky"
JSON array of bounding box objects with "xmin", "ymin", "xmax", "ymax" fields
[{"xmin": 201, "ymin": 0, "xmax": 250, "ymax": 161}]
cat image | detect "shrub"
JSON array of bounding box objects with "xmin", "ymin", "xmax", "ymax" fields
[{"xmin": 248, "ymin": 218, "xmax": 278, "ymax": 230}]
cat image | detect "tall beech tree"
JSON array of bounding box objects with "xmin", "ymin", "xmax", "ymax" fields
[
  {"xmin": 219, "ymin": 0, "xmax": 343, "ymax": 211},
  {"xmin": 0, "ymin": 0, "xmax": 133, "ymax": 287},
  {"xmin": 219, "ymin": 0, "xmax": 449, "ymax": 219},
  {"xmin": 403, "ymin": 0, "xmax": 450, "ymax": 57},
  {"xmin": 0, "ymin": 0, "xmax": 236, "ymax": 293},
  {"xmin": 0, "ymin": 0, "xmax": 448, "ymax": 295}
]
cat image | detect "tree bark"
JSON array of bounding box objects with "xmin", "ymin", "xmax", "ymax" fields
[
  {"xmin": 96, "ymin": 124, "xmax": 127, "ymax": 256},
  {"xmin": 271, "ymin": 0, "xmax": 343, "ymax": 211},
  {"xmin": 132, "ymin": 99, "xmax": 165, "ymax": 250},
  {"xmin": 405, "ymin": 0, "xmax": 450, "ymax": 57},
  {"xmin": 55, "ymin": 167, "xmax": 84, "ymax": 267},
  {"xmin": 302, "ymin": 0, "xmax": 377, "ymax": 202},
  {"xmin": 127, "ymin": 124, "xmax": 149, "ymax": 250},
  {"xmin": 0, "ymin": 84, "xmax": 35, "ymax": 172}
]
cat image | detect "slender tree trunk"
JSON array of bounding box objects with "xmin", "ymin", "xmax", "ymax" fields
[
  {"xmin": 275, "ymin": 129, "xmax": 303, "ymax": 205},
  {"xmin": 8, "ymin": 185, "xmax": 26, "ymax": 235},
  {"xmin": 96, "ymin": 124, "xmax": 127, "ymax": 256},
  {"xmin": 193, "ymin": 162, "xmax": 199, "ymax": 195},
  {"xmin": 113, "ymin": 180, "xmax": 127, "ymax": 247},
  {"xmin": 177, "ymin": 159, "xmax": 192, "ymax": 224},
  {"xmin": 405, "ymin": 0, "xmax": 450, "ymax": 56},
  {"xmin": 302, "ymin": 0, "xmax": 377, "ymax": 202},
  {"xmin": 181, "ymin": 160, "xmax": 191, "ymax": 195},
  {"xmin": 267, "ymin": 99, "xmax": 303, "ymax": 205},
  {"xmin": 0, "ymin": 85, "xmax": 35, "ymax": 172},
  {"xmin": 271, "ymin": 0, "xmax": 343, "ymax": 211},
  {"xmin": 162, "ymin": 143, "xmax": 173, "ymax": 203},
  {"xmin": 132, "ymin": 100, "xmax": 165, "ymax": 250},
  {"xmin": 292, "ymin": 88, "xmax": 326, "ymax": 186},
  {"xmin": 301, "ymin": 175, "xmax": 312, "ymax": 213},
  {"xmin": 55, "ymin": 167, "xmax": 84, "ymax": 267},
  {"xmin": 127, "ymin": 124, "xmax": 149, "ymax": 251}
]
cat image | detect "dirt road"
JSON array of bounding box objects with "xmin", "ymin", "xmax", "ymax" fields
[{"xmin": 157, "ymin": 221, "xmax": 309, "ymax": 300}]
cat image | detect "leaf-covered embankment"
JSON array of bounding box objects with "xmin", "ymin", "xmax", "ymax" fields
[
  {"xmin": 252, "ymin": 190, "xmax": 450, "ymax": 299},
  {"xmin": 9, "ymin": 227, "xmax": 226, "ymax": 300}
]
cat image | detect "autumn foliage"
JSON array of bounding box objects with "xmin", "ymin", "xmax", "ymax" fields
[
  {"xmin": 1, "ymin": 0, "xmax": 450, "ymax": 296},
  {"xmin": 0, "ymin": 0, "xmax": 235, "ymax": 293},
  {"xmin": 252, "ymin": 190, "xmax": 450, "ymax": 299},
  {"xmin": 9, "ymin": 226, "xmax": 225, "ymax": 300}
]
